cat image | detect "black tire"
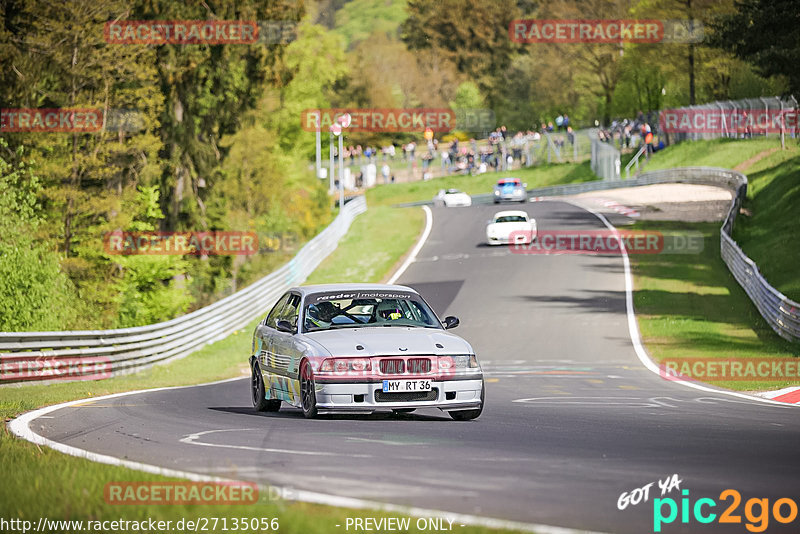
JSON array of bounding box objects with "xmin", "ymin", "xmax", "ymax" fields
[
  {"xmin": 300, "ymin": 360, "xmax": 318, "ymax": 419},
  {"xmin": 449, "ymin": 381, "xmax": 485, "ymax": 421},
  {"xmin": 251, "ymin": 361, "xmax": 281, "ymax": 412}
]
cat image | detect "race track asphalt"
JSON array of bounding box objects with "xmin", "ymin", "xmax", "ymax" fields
[{"xmin": 31, "ymin": 201, "xmax": 800, "ymax": 533}]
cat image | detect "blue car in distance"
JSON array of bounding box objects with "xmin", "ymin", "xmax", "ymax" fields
[{"xmin": 493, "ymin": 177, "xmax": 527, "ymax": 203}]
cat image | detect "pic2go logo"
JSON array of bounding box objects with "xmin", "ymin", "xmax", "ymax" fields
[{"xmin": 653, "ymin": 489, "xmax": 799, "ymax": 532}]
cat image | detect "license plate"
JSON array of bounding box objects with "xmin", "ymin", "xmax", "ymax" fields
[{"xmin": 382, "ymin": 379, "xmax": 432, "ymax": 393}]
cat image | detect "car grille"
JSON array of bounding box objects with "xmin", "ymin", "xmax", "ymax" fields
[
  {"xmin": 379, "ymin": 357, "xmax": 432, "ymax": 375},
  {"xmin": 407, "ymin": 358, "xmax": 431, "ymax": 374},
  {"xmin": 379, "ymin": 359, "xmax": 405, "ymax": 374},
  {"xmin": 375, "ymin": 388, "xmax": 439, "ymax": 403}
]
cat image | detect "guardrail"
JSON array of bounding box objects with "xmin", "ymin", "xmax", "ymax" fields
[
  {"xmin": 624, "ymin": 145, "xmax": 648, "ymax": 178},
  {"xmin": 0, "ymin": 197, "xmax": 368, "ymax": 384}
]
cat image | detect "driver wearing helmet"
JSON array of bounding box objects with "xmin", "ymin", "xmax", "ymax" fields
[
  {"xmin": 306, "ymin": 301, "xmax": 339, "ymax": 329},
  {"xmin": 375, "ymin": 299, "xmax": 404, "ymax": 321}
]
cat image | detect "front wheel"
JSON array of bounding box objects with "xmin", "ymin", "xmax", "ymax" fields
[
  {"xmin": 300, "ymin": 360, "xmax": 318, "ymax": 419},
  {"xmin": 449, "ymin": 382, "xmax": 485, "ymax": 421}
]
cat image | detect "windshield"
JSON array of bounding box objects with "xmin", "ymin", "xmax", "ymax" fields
[
  {"xmin": 303, "ymin": 290, "xmax": 440, "ymax": 332},
  {"xmin": 495, "ymin": 215, "xmax": 527, "ymax": 223}
]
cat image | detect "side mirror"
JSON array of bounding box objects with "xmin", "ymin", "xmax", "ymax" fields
[
  {"xmin": 276, "ymin": 320, "xmax": 295, "ymax": 334},
  {"xmin": 443, "ymin": 316, "xmax": 460, "ymax": 329},
  {"xmin": 523, "ymin": 183, "xmax": 528, "ymax": 188}
]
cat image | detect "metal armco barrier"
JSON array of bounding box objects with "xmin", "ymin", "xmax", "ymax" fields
[
  {"xmin": 579, "ymin": 167, "xmax": 798, "ymax": 342},
  {"xmin": 0, "ymin": 197, "xmax": 368, "ymax": 383}
]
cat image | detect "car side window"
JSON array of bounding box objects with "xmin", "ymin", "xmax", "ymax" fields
[
  {"xmin": 278, "ymin": 293, "xmax": 301, "ymax": 331},
  {"xmin": 266, "ymin": 293, "xmax": 290, "ymax": 329}
]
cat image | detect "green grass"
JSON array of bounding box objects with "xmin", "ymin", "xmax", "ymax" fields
[
  {"xmin": 630, "ymin": 220, "xmax": 800, "ymax": 391},
  {"xmin": 642, "ymin": 137, "xmax": 785, "ymax": 170},
  {"xmin": 635, "ymin": 135, "xmax": 800, "ymax": 302},
  {"xmin": 366, "ymin": 161, "xmax": 595, "ymax": 207},
  {"xmin": 628, "ymin": 137, "xmax": 800, "ymax": 389},
  {"xmin": 1, "ymin": 206, "xmax": 509, "ymax": 534},
  {"xmin": 732, "ymin": 148, "xmax": 800, "ymax": 301},
  {"xmin": 305, "ymin": 205, "xmax": 424, "ymax": 284}
]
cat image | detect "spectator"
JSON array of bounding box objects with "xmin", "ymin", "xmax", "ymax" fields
[{"xmin": 381, "ymin": 163, "xmax": 390, "ymax": 183}]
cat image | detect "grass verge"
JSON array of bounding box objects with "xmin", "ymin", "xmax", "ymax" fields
[
  {"xmin": 2, "ymin": 205, "xmax": 516, "ymax": 534},
  {"xmin": 732, "ymin": 146, "xmax": 800, "ymax": 301},
  {"xmin": 630, "ymin": 220, "xmax": 800, "ymax": 391},
  {"xmin": 628, "ymin": 137, "xmax": 800, "ymax": 391},
  {"xmin": 640, "ymin": 137, "xmax": 787, "ymax": 171}
]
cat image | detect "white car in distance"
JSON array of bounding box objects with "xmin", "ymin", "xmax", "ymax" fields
[
  {"xmin": 433, "ymin": 188, "xmax": 472, "ymax": 207},
  {"xmin": 486, "ymin": 210, "xmax": 537, "ymax": 245}
]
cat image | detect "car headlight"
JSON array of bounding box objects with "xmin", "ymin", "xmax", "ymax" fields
[
  {"xmin": 438, "ymin": 355, "xmax": 480, "ymax": 372},
  {"xmin": 494, "ymin": 190, "xmax": 500, "ymax": 195},
  {"xmin": 320, "ymin": 358, "xmax": 371, "ymax": 373}
]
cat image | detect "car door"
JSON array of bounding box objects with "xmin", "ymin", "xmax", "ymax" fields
[
  {"xmin": 271, "ymin": 292, "xmax": 302, "ymax": 398},
  {"xmin": 255, "ymin": 293, "xmax": 290, "ymax": 393}
]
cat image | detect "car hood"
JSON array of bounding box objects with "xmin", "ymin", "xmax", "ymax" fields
[{"xmin": 303, "ymin": 327, "xmax": 473, "ymax": 357}]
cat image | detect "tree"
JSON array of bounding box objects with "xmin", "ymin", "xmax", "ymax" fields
[
  {"xmin": 710, "ymin": 0, "xmax": 800, "ymax": 95},
  {"xmin": 0, "ymin": 140, "xmax": 81, "ymax": 331},
  {"xmin": 401, "ymin": 0, "xmax": 522, "ymax": 109}
]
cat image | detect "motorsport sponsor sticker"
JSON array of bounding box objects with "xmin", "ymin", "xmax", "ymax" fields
[
  {"xmin": 104, "ymin": 481, "xmax": 258, "ymax": 505},
  {"xmin": 307, "ymin": 290, "xmax": 419, "ymax": 304}
]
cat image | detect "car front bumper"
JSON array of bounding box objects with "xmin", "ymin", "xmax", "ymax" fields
[
  {"xmin": 494, "ymin": 193, "xmax": 526, "ymax": 202},
  {"xmin": 312, "ymin": 378, "xmax": 484, "ymax": 414},
  {"xmin": 487, "ymin": 233, "xmax": 535, "ymax": 245}
]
